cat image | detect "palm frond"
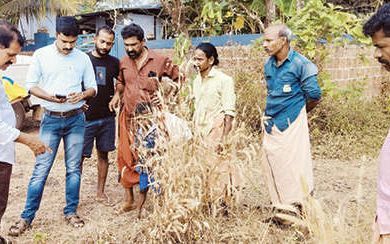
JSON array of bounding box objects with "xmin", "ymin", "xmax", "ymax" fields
[{"xmin": 0, "ymin": 0, "xmax": 81, "ymax": 24}]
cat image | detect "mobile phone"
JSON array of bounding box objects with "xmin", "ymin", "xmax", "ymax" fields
[
  {"xmin": 55, "ymin": 94, "xmax": 67, "ymax": 99},
  {"xmin": 148, "ymin": 71, "xmax": 157, "ymax": 77}
]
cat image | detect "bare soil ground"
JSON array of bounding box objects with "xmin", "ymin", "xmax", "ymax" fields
[{"xmin": 1, "ymin": 117, "xmax": 378, "ymax": 243}]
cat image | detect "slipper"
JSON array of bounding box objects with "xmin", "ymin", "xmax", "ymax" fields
[
  {"xmin": 8, "ymin": 219, "xmax": 31, "ymax": 237},
  {"xmin": 65, "ymin": 214, "xmax": 85, "ymax": 228}
]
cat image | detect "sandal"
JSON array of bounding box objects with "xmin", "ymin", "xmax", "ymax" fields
[
  {"xmin": 8, "ymin": 219, "xmax": 31, "ymax": 237},
  {"xmin": 65, "ymin": 214, "xmax": 85, "ymax": 228}
]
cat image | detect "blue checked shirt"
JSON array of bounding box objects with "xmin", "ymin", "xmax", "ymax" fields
[{"xmin": 264, "ymin": 48, "xmax": 321, "ymax": 133}]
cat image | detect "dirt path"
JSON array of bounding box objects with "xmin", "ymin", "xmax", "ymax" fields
[{"xmin": 1, "ymin": 120, "xmax": 379, "ymax": 243}]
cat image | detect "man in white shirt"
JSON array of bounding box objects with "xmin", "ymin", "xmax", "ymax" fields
[
  {"xmin": 0, "ymin": 20, "xmax": 49, "ymax": 244},
  {"xmin": 9, "ymin": 16, "xmax": 97, "ymax": 236}
]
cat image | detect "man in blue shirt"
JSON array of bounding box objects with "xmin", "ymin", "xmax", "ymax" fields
[
  {"xmin": 9, "ymin": 16, "xmax": 97, "ymax": 236},
  {"xmin": 261, "ymin": 24, "xmax": 321, "ymax": 224}
]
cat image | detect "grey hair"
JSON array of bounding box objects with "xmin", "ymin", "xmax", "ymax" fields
[{"xmin": 278, "ymin": 26, "xmax": 293, "ymax": 42}]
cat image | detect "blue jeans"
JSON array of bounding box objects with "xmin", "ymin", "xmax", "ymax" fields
[{"xmin": 21, "ymin": 112, "xmax": 85, "ymax": 223}]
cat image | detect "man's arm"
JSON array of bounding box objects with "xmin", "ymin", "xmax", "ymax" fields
[
  {"xmin": 29, "ymin": 86, "xmax": 66, "ymax": 103},
  {"xmin": 0, "ymin": 119, "xmax": 50, "ymax": 156},
  {"xmin": 15, "ymin": 132, "xmax": 51, "ymax": 156},
  {"xmin": 221, "ymin": 115, "xmax": 234, "ymax": 141},
  {"xmin": 67, "ymin": 88, "xmax": 96, "ymax": 104},
  {"xmin": 301, "ymin": 75, "xmax": 321, "ymax": 113},
  {"xmin": 306, "ymin": 98, "xmax": 321, "ymax": 113},
  {"xmin": 221, "ymin": 76, "xmax": 236, "ymax": 141},
  {"xmin": 300, "ymin": 62, "xmax": 322, "ymax": 113},
  {"xmin": 109, "ymin": 72, "xmax": 125, "ymax": 112}
]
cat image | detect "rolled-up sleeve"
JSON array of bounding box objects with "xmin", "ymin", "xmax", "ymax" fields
[
  {"xmin": 25, "ymin": 54, "xmax": 42, "ymax": 91},
  {"xmin": 82, "ymin": 57, "xmax": 97, "ymax": 95},
  {"xmin": 301, "ymin": 62, "xmax": 321, "ymax": 101},
  {"xmin": 221, "ymin": 76, "xmax": 236, "ymax": 117},
  {"xmin": 0, "ymin": 120, "xmax": 19, "ymax": 145}
]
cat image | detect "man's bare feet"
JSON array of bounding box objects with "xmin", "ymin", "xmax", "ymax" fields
[
  {"xmin": 96, "ymin": 193, "xmax": 114, "ymax": 206},
  {"xmin": 121, "ymin": 201, "xmax": 137, "ymax": 212}
]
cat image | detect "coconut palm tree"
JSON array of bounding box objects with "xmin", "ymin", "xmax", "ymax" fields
[{"xmin": 0, "ymin": 0, "xmax": 81, "ymax": 24}]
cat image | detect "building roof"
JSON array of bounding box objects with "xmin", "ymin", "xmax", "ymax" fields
[{"xmin": 96, "ymin": 0, "xmax": 161, "ymax": 11}]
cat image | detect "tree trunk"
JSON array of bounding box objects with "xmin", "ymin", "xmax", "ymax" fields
[{"xmin": 265, "ymin": 0, "xmax": 275, "ymax": 27}]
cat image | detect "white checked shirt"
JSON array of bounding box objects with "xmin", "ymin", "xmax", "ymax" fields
[{"xmin": 0, "ymin": 77, "xmax": 20, "ymax": 165}]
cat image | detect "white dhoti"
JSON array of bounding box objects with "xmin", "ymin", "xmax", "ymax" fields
[{"xmin": 262, "ymin": 107, "xmax": 314, "ymax": 206}]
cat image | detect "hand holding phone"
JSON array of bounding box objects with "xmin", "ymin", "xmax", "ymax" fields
[
  {"xmin": 52, "ymin": 94, "xmax": 67, "ymax": 103},
  {"xmin": 55, "ymin": 94, "xmax": 67, "ymax": 99}
]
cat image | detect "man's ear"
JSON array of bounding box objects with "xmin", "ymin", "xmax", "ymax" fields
[
  {"xmin": 209, "ymin": 56, "xmax": 214, "ymax": 65},
  {"xmin": 282, "ymin": 36, "xmax": 288, "ymax": 44}
]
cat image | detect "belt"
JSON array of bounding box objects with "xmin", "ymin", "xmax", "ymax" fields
[{"xmin": 44, "ymin": 108, "xmax": 84, "ymax": 118}]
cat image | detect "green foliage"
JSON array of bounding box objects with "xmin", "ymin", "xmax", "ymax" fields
[
  {"xmin": 287, "ymin": 0, "xmax": 370, "ymax": 60},
  {"xmin": 164, "ymin": 0, "xmax": 266, "ymax": 36},
  {"xmin": 173, "ymin": 33, "xmax": 192, "ymax": 65},
  {"xmin": 310, "ymin": 80, "xmax": 390, "ymax": 159},
  {"xmin": 275, "ymin": 0, "xmax": 299, "ymax": 21},
  {"xmin": 78, "ymin": 0, "xmax": 96, "ymax": 14},
  {"xmin": 33, "ymin": 231, "xmax": 48, "ymax": 244}
]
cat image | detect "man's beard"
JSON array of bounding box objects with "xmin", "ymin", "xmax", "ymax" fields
[
  {"xmin": 127, "ymin": 50, "xmax": 142, "ymax": 59},
  {"xmin": 96, "ymin": 46, "xmax": 110, "ymax": 57}
]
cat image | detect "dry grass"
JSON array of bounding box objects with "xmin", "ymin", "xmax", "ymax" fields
[{"xmin": 2, "ymin": 46, "xmax": 387, "ymax": 243}]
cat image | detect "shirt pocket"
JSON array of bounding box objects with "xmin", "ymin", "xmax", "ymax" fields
[
  {"xmin": 274, "ymin": 71, "xmax": 298, "ymax": 97},
  {"xmin": 137, "ymin": 76, "xmax": 158, "ymax": 93}
]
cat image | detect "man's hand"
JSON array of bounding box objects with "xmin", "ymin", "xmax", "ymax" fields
[
  {"xmin": 48, "ymin": 95, "xmax": 67, "ymax": 103},
  {"xmin": 67, "ymin": 92, "xmax": 85, "ymax": 104},
  {"xmin": 109, "ymin": 94, "xmax": 121, "ymax": 112},
  {"xmin": 306, "ymin": 99, "xmax": 321, "ymax": 113},
  {"xmin": 16, "ymin": 132, "xmax": 52, "ymax": 156}
]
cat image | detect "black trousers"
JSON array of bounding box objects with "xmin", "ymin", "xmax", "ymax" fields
[{"xmin": 0, "ymin": 161, "xmax": 12, "ymax": 224}]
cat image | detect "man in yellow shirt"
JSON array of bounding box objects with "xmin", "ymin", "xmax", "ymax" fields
[
  {"xmin": 192, "ymin": 42, "xmax": 239, "ymax": 209},
  {"xmin": 192, "ymin": 42, "xmax": 236, "ymax": 144}
]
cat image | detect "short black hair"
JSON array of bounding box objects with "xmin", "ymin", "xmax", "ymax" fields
[
  {"xmin": 121, "ymin": 23, "xmax": 144, "ymax": 41},
  {"xmin": 195, "ymin": 42, "xmax": 219, "ymax": 66},
  {"xmin": 363, "ymin": 4, "xmax": 390, "ymax": 37},
  {"xmin": 56, "ymin": 16, "xmax": 79, "ymax": 37},
  {"xmin": 96, "ymin": 25, "xmax": 115, "ymax": 38},
  {"xmin": 0, "ymin": 19, "xmax": 24, "ymax": 48}
]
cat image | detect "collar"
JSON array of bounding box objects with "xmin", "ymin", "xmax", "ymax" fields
[
  {"xmin": 207, "ymin": 66, "xmax": 218, "ymax": 78},
  {"xmin": 126, "ymin": 47, "xmax": 156, "ymax": 64},
  {"xmin": 52, "ymin": 42, "xmax": 74, "ymax": 56},
  {"xmin": 271, "ymin": 48, "xmax": 295, "ymax": 67}
]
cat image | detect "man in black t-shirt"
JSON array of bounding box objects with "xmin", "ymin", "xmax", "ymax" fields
[{"xmin": 81, "ymin": 26, "xmax": 119, "ymax": 205}]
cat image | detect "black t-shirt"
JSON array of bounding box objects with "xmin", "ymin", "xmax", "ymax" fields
[{"xmin": 85, "ymin": 52, "xmax": 119, "ymax": 121}]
